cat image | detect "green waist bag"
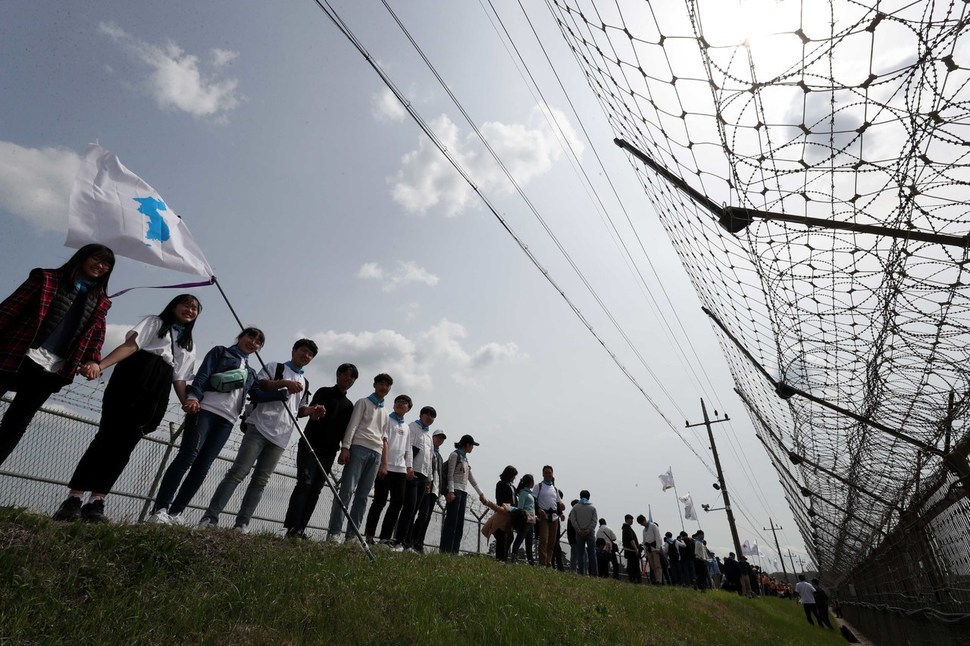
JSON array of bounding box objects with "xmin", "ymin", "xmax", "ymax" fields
[{"xmin": 209, "ymin": 368, "xmax": 248, "ymax": 393}]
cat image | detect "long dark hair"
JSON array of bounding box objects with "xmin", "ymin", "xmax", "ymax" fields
[
  {"xmin": 58, "ymin": 244, "xmax": 115, "ymax": 294},
  {"xmin": 157, "ymin": 294, "xmax": 202, "ymax": 350},
  {"xmin": 499, "ymin": 465, "xmax": 518, "ymax": 483},
  {"xmin": 516, "ymin": 473, "xmax": 535, "ymax": 493}
]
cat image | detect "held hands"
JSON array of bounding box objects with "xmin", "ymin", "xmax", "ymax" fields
[
  {"xmin": 79, "ymin": 362, "xmax": 101, "ymax": 380},
  {"xmin": 446, "ymin": 492, "xmax": 455, "ymax": 503},
  {"xmin": 181, "ymin": 400, "xmax": 201, "ymax": 415},
  {"xmin": 338, "ymin": 448, "xmax": 350, "ymax": 465},
  {"xmin": 307, "ymin": 404, "xmax": 326, "ymax": 421}
]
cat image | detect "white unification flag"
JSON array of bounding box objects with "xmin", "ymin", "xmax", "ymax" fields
[
  {"xmin": 67, "ymin": 144, "xmax": 213, "ymax": 277},
  {"xmin": 659, "ymin": 467, "xmax": 675, "ymax": 491},
  {"xmin": 678, "ymin": 493, "xmax": 697, "ymax": 521},
  {"xmin": 752, "ymin": 542, "xmax": 763, "ymax": 557},
  {"xmin": 742, "ymin": 540, "xmax": 751, "ymax": 556}
]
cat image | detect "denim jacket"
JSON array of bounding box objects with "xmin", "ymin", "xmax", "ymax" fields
[{"xmin": 187, "ymin": 344, "xmax": 285, "ymax": 404}]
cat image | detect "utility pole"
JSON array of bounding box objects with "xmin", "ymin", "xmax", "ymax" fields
[
  {"xmin": 686, "ymin": 399, "xmax": 743, "ymax": 559},
  {"xmin": 764, "ymin": 519, "xmax": 790, "ymax": 584},
  {"xmin": 787, "ymin": 549, "xmax": 799, "ymax": 578}
]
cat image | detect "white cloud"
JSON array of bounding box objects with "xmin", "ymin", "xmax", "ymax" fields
[
  {"xmin": 99, "ymin": 21, "xmax": 240, "ymax": 121},
  {"xmin": 301, "ymin": 319, "xmax": 522, "ymax": 393},
  {"xmin": 0, "ymin": 141, "xmax": 81, "ymax": 231},
  {"xmin": 389, "ymin": 104, "xmax": 583, "ymax": 216},
  {"xmin": 211, "ymin": 48, "xmax": 238, "ymax": 67},
  {"xmin": 372, "ymin": 86, "xmax": 407, "ymax": 122},
  {"xmin": 356, "ymin": 260, "xmax": 439, "ymax": 291}
]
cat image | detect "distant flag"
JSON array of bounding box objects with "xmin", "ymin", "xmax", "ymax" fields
[
  {"xmin": 648, "ymin": 504, "xmax": 654, "ymax": 524},
  {"xmin": 752, "ymin": 542, "xmax": 762, "ymax": 557},
  {"xmin": 678, "ymin": 493, "xmax": 697, "ymax": 521},
  {"xmin": 659, "ymin": 467, "xmax": 675, "ymax": 491},
  {"xmin": 742, "ymin": 540, "xmax": 751, "ymax": 556},
  {"xmin": 67, "ymin": 144, "xmax": 214, "ymax": 277}
]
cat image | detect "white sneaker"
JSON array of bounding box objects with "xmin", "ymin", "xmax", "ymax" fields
[
  {"xmin": 168, "ymin": 512, "xmax": 191, "ymax": 527},
  {"xmin": 233, "ymin": 525, "xmax": 250, "ymax": 535},
  {"xmin": 149, "ymin": 509, "xmax": 172, "ymax": 525},
  {"xmin": 197, "ymin": 517, "xmax": 217, "ymax": 529}
]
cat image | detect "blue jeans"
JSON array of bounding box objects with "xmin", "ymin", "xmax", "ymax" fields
[
  {"xmin": 328, "ymin": 445, "xmax": 380, "ymax": 539},
  {"xmin": 439, "ymin": 490, "xmax": 467, "ymax": 553},
  {"xmin": 511, "ymin": 523, "xmax": 535, "ymax": 564},
  {"xmin": 154, "ymin": 410, "xmax": 234, "ymax": 515},
  {"xmin": 201, "ymin": 426, "xmax": 284, "ymax": 528},
  {"xmin": 575, "ymin": 534, "xmax": 597, "ymax": 576}
]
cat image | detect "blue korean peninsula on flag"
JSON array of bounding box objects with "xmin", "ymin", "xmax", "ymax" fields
[{"xmin": 66, "ymin": 144, "xmax": 213, "ymax": 277}]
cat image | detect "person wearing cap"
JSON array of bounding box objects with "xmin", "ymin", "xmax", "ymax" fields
[
  {"xmin": 407, "ymin": 428, "xmax": 446, "ymax": 552},
  {"xmin": 439, "ymin": 434, "xmax": 487, "ymax": 553}
]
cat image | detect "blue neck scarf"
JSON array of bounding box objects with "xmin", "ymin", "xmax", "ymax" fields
[
  {"xmin": 284, "ymin": 360, "xmax": 304, "ymax": 375},
  {"xmin": 580, "ymin": 498, "xmax": 590, "ymax": 505},
  {"xmin": 455, "ymin": 448, "xmax": 467, "ymax": 459},
  {"xmin": 368, "ymin": 393, "xmax": 384, "ymax": 408},
  {"xmin": 170, "ymin": 324, "xmax": 185, "ymax": 340},
  {"xmin": 415, "ymin": 419, "xmax": 429, "ymax": 431},
  {"xmin": 389, "ymin": 412, "xmax": 404, "ymax": 423},
  {"xmin": 74, "ymin": 279, "xmax": 94, "ymax": 293},
  {"xmin": 542, "ymin": 479, "xmax": 553, "ymax": 486}
]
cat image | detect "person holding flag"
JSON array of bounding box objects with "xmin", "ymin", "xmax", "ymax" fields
[
  {"xmin": 52, "ymin": 294, "xmax": 202, "ymax": 523},
  {"xmin": 0, "ymin": 244, "xmax": 115, "ymax": 466}
]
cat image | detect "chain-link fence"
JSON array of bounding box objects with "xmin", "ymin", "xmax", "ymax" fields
[{"xmin": 0, "ymin": 380, "xmax": 502, "ymax": 556}]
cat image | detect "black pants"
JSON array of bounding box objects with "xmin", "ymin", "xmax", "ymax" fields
[
  {"xmin": 802, "ymin": 603, "xmax": 816, "ymax": 624},
  {"xmin": 494, "ymin": 528, "xmax": 513, "ymax": 561},
  {"xmin": 0, "ymin": 360, "xmax": 69, "ymax": 466},
  {"xmin": 625, "ymin": 552, "xmax": 642, "ymax": 583},
  {"xmin": 397, "ymin": 474, "xmax": 424, "ymax": 544},
  {"xmin": 283, "ymin": 438, "xmax": 338, "ymax": 531},
  {"xmin": 814, "ymin": 604, "xmax": 832, "ymax": 628},
  {"xmin": 365, "ymin": 470, "xmax": 407, "ymax": 540},
  {"xmin": 68, "ymin": 351, "xmax": 173, "ymax": 494},
  {"xmin": 409, "ymin": 491, "xmax": 436, "ymax": 550}
]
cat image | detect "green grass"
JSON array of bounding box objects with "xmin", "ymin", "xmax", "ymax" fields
[{"xmin": 0, "ymin": 507, "xmax": 845, "ymax": 645}]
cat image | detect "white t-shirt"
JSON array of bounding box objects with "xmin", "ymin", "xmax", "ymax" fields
[
  {"xmin": 127, "ymin": 315, "xmax": 196, "ymax": 382},
  {"xmin": 247, "ymin": 361, "xmax": 309, "ymax": 448},
  {"xmin": 795, "ymin": 581, "xmax": 816, "ymax": 604}
]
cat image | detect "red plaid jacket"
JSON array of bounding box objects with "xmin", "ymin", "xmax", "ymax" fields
[{"xmin": 0, "ymin": 268, "xmax": 111, "ymax": 377}]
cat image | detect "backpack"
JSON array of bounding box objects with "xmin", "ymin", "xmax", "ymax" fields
[{"xmin": 239, "ymin": 363, "xmax": 308, "ymax": 432}]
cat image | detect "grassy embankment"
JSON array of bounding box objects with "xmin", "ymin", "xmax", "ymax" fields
[{"xmin": 0, "ymin": 507, "xmax": 845, "ymax": 644}]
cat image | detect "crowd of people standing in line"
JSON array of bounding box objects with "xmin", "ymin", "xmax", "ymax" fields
[{"xmin": 0, "ymin": 248, "xmax": 545, "ymax": 553}]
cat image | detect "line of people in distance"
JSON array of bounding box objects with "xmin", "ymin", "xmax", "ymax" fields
[{"xmin": 0, "ymin": 247, "xmax": 505, "ymax": 550}]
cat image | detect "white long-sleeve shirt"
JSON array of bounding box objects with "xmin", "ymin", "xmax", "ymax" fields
[
  {"xmin": 341, "ymin": 396, "xmax": 389, "ymax": 453},
  {"xmin": 385, "ymin": 414, "xmax": 414, "ymax": 473}
]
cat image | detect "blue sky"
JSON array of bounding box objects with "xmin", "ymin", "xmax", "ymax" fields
[{"xmin": 0, "ymin": 1, "xmax": 806, "ymax": 564}]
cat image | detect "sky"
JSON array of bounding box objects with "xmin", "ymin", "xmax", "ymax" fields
[{"xmin": 0, "ymin": 1, "xmax": 807, "ymax": 567}]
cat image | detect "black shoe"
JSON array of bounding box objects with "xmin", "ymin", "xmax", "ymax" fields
[
  {"xmin": 285, "ymin": 528, "xmax": 308, "ymax": 540},
  {"xmin": 52, "ymin": 496, "xmax": 83, "ymax": 522},
  {"xmin": 80, "ymin": 499, "xmax": 108, "ymax": 523}
]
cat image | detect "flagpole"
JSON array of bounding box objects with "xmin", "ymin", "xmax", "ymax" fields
[
  {"xmin": 672, "ymin": 483, "xmax": 685, "ymax": 531},
  {"xmin": 211, "ymin": 276, "xmax": 376, "ymax": 561}
]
